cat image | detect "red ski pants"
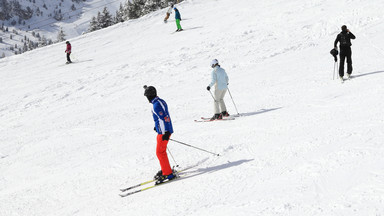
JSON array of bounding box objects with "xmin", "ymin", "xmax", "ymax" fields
[{"xmin": 156, "ymin": 134, "xmax": 172, "ymax": 175}]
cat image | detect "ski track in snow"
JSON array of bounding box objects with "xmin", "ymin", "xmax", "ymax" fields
[{"xmin": 1, "ymin": 0, "xmax": 384, "ymax": 215}]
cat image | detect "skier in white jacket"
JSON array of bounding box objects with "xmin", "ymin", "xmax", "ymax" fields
[
  {"xmin": 164, "ymin": 3, "xmax": 174, "ymax": 23},
  {"xmin": 206, "ymin": 59, "xmax": 229, "ymax": 120}
]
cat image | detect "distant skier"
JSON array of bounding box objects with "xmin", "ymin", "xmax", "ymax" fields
[
  {"xmin": 143, "ymin": 85, "xmax": 176, "ymax": 184},
  {"xmin": 164, "ymin": 3, "xmax": 174, "ymax": 23},
  {"xmin": 206, "ymin": 59, "xmax": 229, "ymax": 121},
  {"xmin": 174, "ymin": 7, "xmax": 183, "ymax": 32},
  {"xmin": 65, "ymin": 41, "xmax": 72, "ymax": 64},
  {"xmin": 334, "ymin": 25, "xmax": 356, "ymax": 80}
]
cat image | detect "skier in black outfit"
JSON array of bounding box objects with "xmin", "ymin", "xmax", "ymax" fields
[{"xmin": 334, "ymin": 25, "xmax": 356, "ymax": 80}]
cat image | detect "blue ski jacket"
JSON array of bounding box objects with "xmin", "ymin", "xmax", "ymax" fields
[
  {"xmin": 151, "ymin": 97, "xmax": 173, "ymax": 135},
  {"xmin": 174, "ymin": 8, "xmax": 181, "ymax": 20}
]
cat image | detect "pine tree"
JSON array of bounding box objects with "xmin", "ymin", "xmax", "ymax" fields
[
  {"xmin": 57, "ymin": 27, "xmax": 66, "ymax": 42},
  {"xmin": 115, "ymin": 3, "xmax": 124, "ymax": 23},
  {"xmin": 99, "ymin": 7, "xmax": 113, "ymax": 28},
  {"xmin": 88, "ymin": 16, "xmax": 99, "ymax": 32},
  {"xmin": 143, "ymin": 0, "xmax": 163, "ymax": 14},
  {"xmin": 127, "ymin": 0, "xmax": 146, "ymax": 19},
  {"xmin": 53, "ymin": 10, "xmax": 63, "ymax": 21},
  {"xmin": 23, "ymin": 42, "xmax": 28, "ymax": 52},
  {"xmin": 96, "ymin": 11, "xmax": 102, "ymax": 28},
  {"xmin": 122, "ymin": 0, "xmax": 131, "ymax": 21},
  {"xmin": 0, "ymin": 0, "xmax": 11, "ymax": 20},
  {"xmin": 39, "ymin": 35, "xmax": 47, "ymax": 47},
  {"xmin": 28, "ymin": 40, "xmax": 34, "ymax": 50}
]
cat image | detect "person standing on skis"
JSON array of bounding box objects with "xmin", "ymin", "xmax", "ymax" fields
[
  {"xmin": 206, "ymin": 59, "xmax": 229, "ymax": 121},
  {"xmin": 164, "ymin": 3, "xmax": 174, "ymax": 23},
  {"xmin": 143, "ymin": 85, "xmax": 176, "ymax": 184},
  {"xmin": 174, "ymin": 7, "xmax": 183, "ymax": 32},
  {"xmin": 334, "ymin": 25, "xmax": 356, "ymax": 80},
  {"xmin": 65, "ymin": 41, "xmax": 72, "ymax": 64}
]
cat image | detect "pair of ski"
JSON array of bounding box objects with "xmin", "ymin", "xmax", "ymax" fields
[
  {"xmin": 194, "ymin": 116, "xmax": 235, "ymax": 122},
  {"xmin": 119, "ymin": 170, "xmax": 185, "ymax": 197}
]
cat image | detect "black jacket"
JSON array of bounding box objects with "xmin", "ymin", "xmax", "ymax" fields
[{"xmin": 334, "ymin": 31, "xmax": 356, "ymax": 48}]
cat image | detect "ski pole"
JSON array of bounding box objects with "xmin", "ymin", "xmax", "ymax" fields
[
  {"xmin": 208, "ymin": 90, "xmax": 216, "ymax": 101},
  {"xmin": 333, "ymin": 62, "xmax": 336, "ymax": 80},
  {"xmin": 170, "ymin": 139, "xmax": 220, "ymax": 156},
  {"xmin": 227, "ymin": 87, "xmax": 239, "ymax": 115},
  {"xmin": 167, "ymin": 147, "xmax": 179, "ymax": 168}
]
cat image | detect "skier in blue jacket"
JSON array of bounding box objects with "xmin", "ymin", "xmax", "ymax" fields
[
  {"xmin": 174, "ymin": 7, "xmax": 183, "ymax": 32},
  {"xmin": 143, "ymin": 85, "xmax": 175, "ymax": 184},
  {"xmin": 206, "ymin": 59, "xmax": 229, "ymax": 120}
]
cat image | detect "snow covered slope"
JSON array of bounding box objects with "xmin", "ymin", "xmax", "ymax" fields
[
  {"xmin": 0, "ymin": 0, "xmax": 125, "ymax": 57},
  {"xmin": 1, "ymin": 0, "xmax": 384, "ymax": 215}
]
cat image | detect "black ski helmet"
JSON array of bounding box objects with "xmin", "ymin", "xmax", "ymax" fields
[
  {"xmin": 66, "ymin": 41, "xmax": 70, "ymax": 44},
  {"xmin": 143, "ymin": 85, "xmax": 157, "ymax": 101}
]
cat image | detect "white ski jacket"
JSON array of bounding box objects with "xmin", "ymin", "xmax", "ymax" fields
[{"xmin": 208, "ymin": 66, "xmax": 229, "ymax": 90}]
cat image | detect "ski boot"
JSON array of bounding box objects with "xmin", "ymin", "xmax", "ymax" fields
[
  {"xmin": 210, "ymin": 113, "xmax": 221, "ymax": 121},
  {"xmin": 221, "ymin": 111, "xmax": 229, "ymax": 117},
  {"xmin": 155, "ymin": 173, "xmax": 176, "ymax": 185},
  {"xmin": 154, "ymin": 170, "xmax": 163, "ymax": 180}
]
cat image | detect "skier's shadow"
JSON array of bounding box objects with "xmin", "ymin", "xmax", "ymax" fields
[
  {"xmin": 233, "ymin": 107, "xmax": 282, "ymax": 118},
  {"xmin": 180, "ymin": 159, "xmax": 254, "ymax": 179},
  {"xmin": 76, "ymin": 59, "xmax": 93, "ymax": 63},
  {"xmin": 186, "ymin": 26, "xmax": 203, "ymax": 30},
  {"xmin": 352, "ymin": 70, "xmax": 384, "ymax": 78}
]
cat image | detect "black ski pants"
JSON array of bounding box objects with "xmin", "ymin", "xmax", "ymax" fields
[
  {"xmin": 66, "ymin": 53, "xmax": 72, "ymax": 63},
  {"xmin": 339, "ymin": 47, "xmax": 352, "ymax": 77}
]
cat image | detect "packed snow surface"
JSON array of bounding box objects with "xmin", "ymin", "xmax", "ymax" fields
[{"xmin": 1, "ymin": 0, "xmax": 384, "ymax": 215}]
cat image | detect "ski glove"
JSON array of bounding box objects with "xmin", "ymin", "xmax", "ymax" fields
[
  {"xmin": 162, "ymin": 131, "xmax": 171, "ymax": 141},
  {"xmin": 206, "ymin": 86, "xmax": 210, "ymax": 91}
]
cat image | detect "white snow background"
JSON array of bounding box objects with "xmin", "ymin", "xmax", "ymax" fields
[{"xmin": 1, "ymin": 0, "xmax": 384, "ymax": 215}]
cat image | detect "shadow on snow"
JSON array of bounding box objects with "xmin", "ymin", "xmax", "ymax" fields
[
  {"xmin": 353, "ymin": 70, "xmax": 384, "ymax": 78},
  {"xmin": 180, "ymin": 159, "xmax": 254, "ymax": 179},
  {"xmin": 233, "ymin": 107, "xmax": 282, "ymax": 118}
]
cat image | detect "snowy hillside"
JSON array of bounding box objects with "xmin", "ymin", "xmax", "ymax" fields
[
  {"xmin": 0, "ymin": 0, "xmax": 125, "ymax": 57},
  {"xmin": 1, "ymin": 0, "xmax": 384, "ymax": 215}
]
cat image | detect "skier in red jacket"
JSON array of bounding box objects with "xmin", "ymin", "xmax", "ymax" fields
[{"xmin": 65, "ymin": 41, "xmax": 72, "ymax": 64}]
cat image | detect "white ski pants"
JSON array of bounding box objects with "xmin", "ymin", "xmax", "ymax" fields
[{"xmin": 213, "ymin": 88, "xmax": 227, "ymax": 114}]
